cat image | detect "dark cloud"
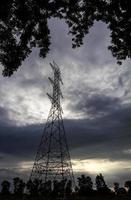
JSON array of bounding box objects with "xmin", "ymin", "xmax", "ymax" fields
[
  {"xmin": 0, "ymin": 124, "xmax": 42, "ymax": 159},
  {"xmin": 0, "ymin": 107, "xmax": 9, "ymax": 123},
  {"xmin": 85, "ymin": 95, "xmax": 120, "ymax": 114},
  {"xmin": 0, "ymin": 103, "xmax": 131, "ymax": 163},
  {"xmin": 0, "ymin": 106, "xmax": 15, "ymax": 126},
  {"xmin": 69, "ymin": 93, "xmax": 121, "ymax": 117}
]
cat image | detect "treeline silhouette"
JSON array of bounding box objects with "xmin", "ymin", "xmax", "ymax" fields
[{"xmin": 0, "ymin": 174, "xmax": 131, "ymax": 200}]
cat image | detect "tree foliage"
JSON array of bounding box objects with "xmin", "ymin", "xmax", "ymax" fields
[
  {"xmin": 95, "ymin": 173, "xmax": 107, "ymax": 190},
  {"xmin": 13, "ymin": 177, "xmax": 25, "ymax": 196},
  {"xmin": 0, "ymin": 176, "xmax": 131, "ymax": 199},
  {"xmin": 1, "ymin": 180, "xmax": 11, "ymax": 195},
  {"xmin": 77, "ymin": 174, "xmax": 93, "ymax": 196},
  {"xmin": 0, "ymin": 0, "xmax": 131, "ymax": 76},
  {"xmin": 95, "ymin": 173, "xmax": 111, "ymax": 194},
  {"xmin": 125, "ymin": 181, "xmax": 131, "ymax": 193}
]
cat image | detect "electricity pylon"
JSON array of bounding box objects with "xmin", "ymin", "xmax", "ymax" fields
[{"xmin": 30, "ymin": 62, "xmax": 75, "ymax": 193}]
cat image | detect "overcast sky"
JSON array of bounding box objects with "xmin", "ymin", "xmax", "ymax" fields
[{"xmin": 0, "ymin": 19, "xmax": 131, "ymax": 187}]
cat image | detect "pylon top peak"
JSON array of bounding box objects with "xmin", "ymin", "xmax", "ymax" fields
[{"xmin": 50, "ymin": 61, "xmax": 63, "ymax": 85}]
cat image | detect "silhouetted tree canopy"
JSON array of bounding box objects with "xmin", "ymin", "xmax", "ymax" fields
[
  {"xmin": 114, "ymin": 182, "xmax": 120, "ymax": 195},
  {"xmin": 77, "ymin": 174, "xmax": 93, "ymax": 196},
  {"xmin": 95, "ymin": 173, "xmax": 107, "ymax": 190},
  {"xmin": 13, "ymin": 177, "xmax": 25, "ymax": 196},
  {"xmin": 26, "ymin": 179, "xmax": 42, "ymax": 196},
  {"xmin": 95, "ymin": 173, "xmax": 111, "ymax": 195},
  {"xmin": 125, "ymin": 181, "xmax": 131, "ymax": 193},
  {"xmin": 1, "ymin": 180, "xmax": 11, "ymax": 195},
  {"xmin": 0, "ymin": 176, "xmax": 131, "ymax": 199},
  {"xmin": 0, "ymin": 0, "xmax": 131, "ymax": 76}
]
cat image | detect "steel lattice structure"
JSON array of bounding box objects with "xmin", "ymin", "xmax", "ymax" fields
[{"xmin": 30, "ymin": 61, "xmax": 74, "ymax": 188}]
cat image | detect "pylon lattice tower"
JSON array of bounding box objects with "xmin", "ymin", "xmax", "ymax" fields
[{"xmin": 30, "ymin": 62, "xmax": 74, "ymax": 187}]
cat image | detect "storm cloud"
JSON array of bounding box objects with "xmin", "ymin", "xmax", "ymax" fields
[{"xmin": 0, "ymin": 19, "xmax": 131, "ymax": 185}]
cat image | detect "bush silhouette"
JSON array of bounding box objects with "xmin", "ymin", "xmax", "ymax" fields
[
  {"xmin": 95, "ymin": 173, "xmax": 111, "ymax": 195},
  {"xmin": 13, "ymin": 177, "xmax": 25, "ymax": 196},
  {"xmin": 1, "ymin": 180, "xmax": 11, "ymax": 195},
  {"xmin": 125, "ymin": 181, "xmax": 131, "ymax": 193},
  {"xmin": 77, "ymin": 174, "xmax": 94, "ymax": 196}
]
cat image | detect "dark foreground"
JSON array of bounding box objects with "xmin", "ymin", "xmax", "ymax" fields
[
  {"xmin": 0, "ymin": 194, "xmax": 131, "ymax": 200},
  {"xmin": 1, "ymin": 175, "xmax": 131, "ymax": 200}
]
